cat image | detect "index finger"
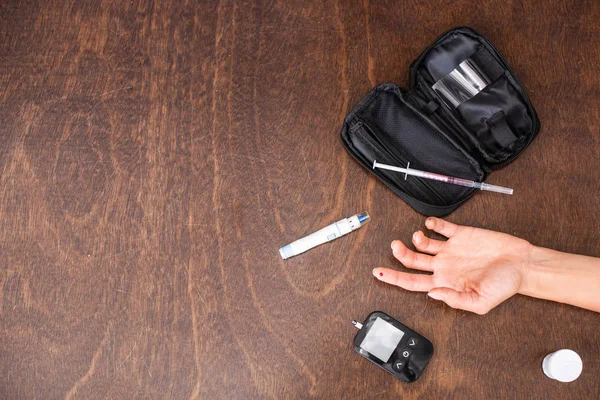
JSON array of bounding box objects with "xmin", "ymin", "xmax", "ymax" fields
[{"xmin": 373, "ymin": 268, "xmax": 435, "ymax": 292}]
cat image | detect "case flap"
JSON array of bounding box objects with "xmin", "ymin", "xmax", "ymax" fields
[{"xmin": 409, "ymin": 27, "xmax": 540, "ymax": 168}]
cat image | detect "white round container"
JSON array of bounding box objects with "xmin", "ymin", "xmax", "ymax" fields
[{"xmin": 542, "ymin": 349, "xmax": 582, "ymax": 383}]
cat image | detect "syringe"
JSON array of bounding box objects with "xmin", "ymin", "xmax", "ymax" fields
[{"xmin": 372, "ymin": 160, "xmax": 513, "ymax": 195}]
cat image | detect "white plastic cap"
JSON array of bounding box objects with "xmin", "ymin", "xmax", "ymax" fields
[{"xmin": 542, "ymin": 349, "xmax": 583, "ymax": 382}]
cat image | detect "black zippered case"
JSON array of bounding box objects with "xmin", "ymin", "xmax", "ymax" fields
[{"xmin": 341, "ymin": 27, "xmax": 540, "ymax": 216}]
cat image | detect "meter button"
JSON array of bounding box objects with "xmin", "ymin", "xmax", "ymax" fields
[
  {"xmin": 392, "ymin": 360, "xmax": 405, "ymax": 372},
  {"xmin": 407, "ymin": 337, "xmax": 418, "ymax": 348},
  {"xmin": 399, "ymin": 348, "xmax": 411, "ymax": 359}
]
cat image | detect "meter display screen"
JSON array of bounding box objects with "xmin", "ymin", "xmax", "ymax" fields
[{"xmin": 359, "ymin": 317, "xmax": 405, "ymax": 362}]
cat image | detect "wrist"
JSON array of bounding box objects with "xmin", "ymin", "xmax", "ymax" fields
[
  {"xmin": 518, "ymin": 244, "xmax": 562, "ymax": 297},
  {"xmin": 518, "ymin": 242, "xmax": 544, "ymax": 296},
  {"xmin": 516, "ymin": 242, "xmax": 600, "ymax": 312}
]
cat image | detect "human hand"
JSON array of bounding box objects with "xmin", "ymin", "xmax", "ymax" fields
[{"xmin": 373, "ymin": 217, "xmax": 533, "ymax": 315}]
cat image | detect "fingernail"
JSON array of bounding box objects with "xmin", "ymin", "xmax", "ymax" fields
[
  {"xmin": 412, "ymin": 231, "xmax": 419, "ymax": 242},
  {"xmin": 425, "ymin": 219, "xmax": 434, "ymax": 229},
  {"xmin": 391, "ymin": 240, "xmax": 398, "ymax": 251},
  {"xmin": 428, "ymin": 292, "xmax": 442, "ymax": 300},
  {"xmin": 373, "ymin": 269, "xmax": 384, "ymax": 279},
  {"xmin": 391, "ymin": 241, "xmax": 396, "ymax": 250}
]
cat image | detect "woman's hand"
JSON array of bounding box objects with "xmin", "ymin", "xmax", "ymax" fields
[{"xmin": 373, "ymin": 217, "xmax": 533, "ymax": 315}]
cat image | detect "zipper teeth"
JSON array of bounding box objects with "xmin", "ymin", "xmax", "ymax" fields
[{"xmin": 409, "ymin": 27, "xmax": 540, "ymax": 169}]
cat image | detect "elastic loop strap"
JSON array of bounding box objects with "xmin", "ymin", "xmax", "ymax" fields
[
  {"xmin": 486, "ymin": 112, "xmax": 517, "ymax": 148},
  {"xmin": 423, "ymin": 100, "xmax": 439, "ymax": 114},
  {"xmin": 470, "ymin": 47, "xmax": 505, "ymax": 82}
]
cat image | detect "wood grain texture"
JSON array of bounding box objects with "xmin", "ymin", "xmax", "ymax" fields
[{"xmin": 1, "ymin": 0, "xmax": 599, "ymax": 399}]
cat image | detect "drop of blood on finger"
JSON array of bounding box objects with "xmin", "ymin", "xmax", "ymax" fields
[{"xmin": 379, "ymin": 272, "xmax": 383, "ymax": 277}]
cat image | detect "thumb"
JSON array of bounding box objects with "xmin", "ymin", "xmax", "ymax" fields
[{"xmin": 428, "ymin": 288, "xmax": 490, "ymax": 315}]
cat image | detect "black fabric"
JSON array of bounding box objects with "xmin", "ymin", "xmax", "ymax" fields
[{"xmin": 341, "ymin": 27, "xmax": 540, "ymax": 216}]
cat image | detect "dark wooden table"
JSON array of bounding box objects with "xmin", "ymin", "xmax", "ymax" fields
[{"xmin": 1, "ymin": 1, "xmax": 599, "ymax": 399}]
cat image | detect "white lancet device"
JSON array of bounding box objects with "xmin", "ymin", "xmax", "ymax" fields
[{"xmin": 279, "ymin": 212, "xmax": 370, "ymax": 259}]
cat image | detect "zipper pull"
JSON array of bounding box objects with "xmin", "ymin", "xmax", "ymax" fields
[{"xmin": 350, "ymin": 121, "xmax": 363, "ymax": 134}]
